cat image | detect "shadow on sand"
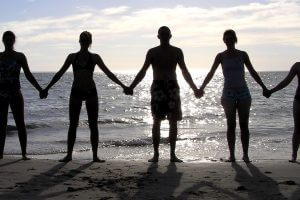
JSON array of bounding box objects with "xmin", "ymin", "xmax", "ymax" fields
[{"xmin": 0, "ymin": 161, "xmax": 93, "ymax": 199}]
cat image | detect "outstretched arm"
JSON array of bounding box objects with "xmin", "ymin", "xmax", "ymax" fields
[
  {"xmin": 44, "ymin": 54, "xmax": 72, "ymax": 92},
  {"xmin": 270, "ymin": 63, "xmax": 298, "ymax": 94},
  {"xmin": 198, "ymin": 54, "xmax": 221, "ymax": 95},
  {"xmin": 20, "ymin": 53, "xmax": 42, "ymax": 92},
  {"xmin": 95, "ymin": 54, "xmax": 126, "ymax": 89},
  {"xmin": 177, "ymin": 49, "xmax": 198, "ymax": 93},
  {"xmin": 129, "ymin": 51, "xmax": 151, "ymax": 91},
  {"xmin": 243, "ymin": 51, "xmax": 271, "ymax": 97},
  {"xmin": 244, "ymin": 52, "xmax": 267, "ymax": 90}
]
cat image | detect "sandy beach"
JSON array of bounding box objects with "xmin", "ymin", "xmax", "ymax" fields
[{"xmin": 0, "ymin": 157, "xmax": 299, "ymax": 200}]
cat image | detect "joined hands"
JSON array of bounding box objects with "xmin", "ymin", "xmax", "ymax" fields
[
  {"xmin": 39, "ymin": 89, "xmax": 48, "ymax": 99},
  {"xmin": 263, "ymin": 88, "xmax": 272, "ymax": 98},
  {"xmin": 123, "ymin": 86, "xmax": 133, "ymax": 95},
  {"xmin": 195, "ymin": 88, "xmax": 204, "ymax": 99}
]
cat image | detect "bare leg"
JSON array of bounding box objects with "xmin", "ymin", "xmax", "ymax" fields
[
  {"xmin": 0, "ymin": 97, "xmax": 9, "ymax": 159},
  {"xmin": 86, "ymin": 95, "xmax": 104, "ymax": 163},
  {"xmin": 237, "ymin": 99, "xmax": 252, "ymax": 163},
  {"xmin": 59, "ymin": 96, "xmax": 82, "ymax": 162},
  {"xmin": 148, "ymin": 119, "xmax": 161, "ymax": 162},
  {"xmin": 10, "ymin": 92, "xmax": 30, "ymax": 160},
  {"xmin": 221, "ymin": 98, "xmax": 237, "ymax": 162},
  {"xmin": 290, "ymin": 100, "xmax": 300, "ymax": 162},
  {"xmin": 169, "ymin": 119, "xmax": 182, "ymax": 162}
]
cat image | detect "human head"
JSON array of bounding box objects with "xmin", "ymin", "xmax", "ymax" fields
[
  {"xmin": 79, "ymin": 31, "xmax": 92, "ymax": 49},
  {"xmin": 223, "ymin": 29, "xmax": 237, "ymax": 46},
  {"xmin": 2, "ymin": 31, "xmax": 16, "ymax": 50},
  {"xmin": 157, "ymin": 26, "xmax": 172, "ymax": 44}
]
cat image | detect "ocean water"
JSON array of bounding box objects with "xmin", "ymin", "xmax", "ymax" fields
[{"xmin": 3, "ymin": 71, "xmax": 297, "ymax": 162}]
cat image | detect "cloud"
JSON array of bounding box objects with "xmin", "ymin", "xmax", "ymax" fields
[
  {"xmin": 1, "ymin": 1, "xmax": 300, "ymax": 71},
  {"xmin": 1, "ymin": 1, "xmax": 300, "ymax": 46},
  {"xmin": 102, "ymin": 6, "xmax": 130, "ymax": 15}
]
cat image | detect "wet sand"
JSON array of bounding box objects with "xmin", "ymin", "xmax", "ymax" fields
[{"xmin": 0, "ymin": 157, "xmax": 299, "ymax": 200}]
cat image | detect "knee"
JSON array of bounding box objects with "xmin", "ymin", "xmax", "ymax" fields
[
  {"xmin": 240, "ymin": 125, "xmax": 249, "ymax": 133},
  {"xmin": 69, "ymin": 122, "xmax": 79, "ymax": 131},
  {"xmin": 16, "ymin": 122, "xmax": 26, "ymax": 133},
  {"xmin": 227, "ymin": 123, "xmax": 236, "ymax": 132},
  {"xmin": 152, "ymin": 121, "xmax": 161, "ymax": 132},
  {"xmin": 89, "ymin": 127, "xmax": 99, "ymax": 136},
  {"xmin": 88, "ymin": 121, "xmax": 98, "ymax": 130},
  {"xmin": 0, "ymin": 123, "xmax": 7, "ymax": 131},
  {"xmin": 240, "ymin": 130, "xmax": 249, "ymax": 139}
]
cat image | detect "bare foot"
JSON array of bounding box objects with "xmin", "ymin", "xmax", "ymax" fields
[
  {"xmin": 93, "ymin": 157, "xmax": 105, "ymax": 163},
  {"xmin": 170, "ymin": 155, "xmax": 183, "ymax": 163},
  {"xmin": 22, "ymin": 155, "xmax": 31, "ymax": 160},
  {"xmin": 221, "ymin": 157, "xmax": 236, "ymax": 162},
  {"xmin": 148, "ymin": 155, "xmax": 159, "ymax": 162},
  {"xmin": 59, "ymin": 155, "xmax": 72, "ymax": 162},
  {"xmin": 289, "ymin": 156, "xmax": 297, "ymax": 163},
  {"xmin": 242, "ymin": 156, "xmax": 251, "ymax": 163}
]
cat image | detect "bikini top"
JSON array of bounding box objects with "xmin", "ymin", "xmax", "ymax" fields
[
  {"xmin": 221, "ymin": 55, "xmax": 248, "ymax": 89},
  {"xmin": 72, "ymin": 52, "xmax": 95, "ymax": 72},
  {"xmin": 0, "ymin": 58, "xmax": 21, "ymax": 90}
]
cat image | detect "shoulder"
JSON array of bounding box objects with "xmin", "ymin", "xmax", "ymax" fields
[
  {"xmin": 169, "ymin": 46, "xmax": 183, "ymax": 58},
  {"xmin": 148, "ymin": 47, "xmax": 157, "ymax": 54},
  {"xmin": 15, "ymin": 51, "xmax": 25, "ymax": 58},
  {"xmin": 89, "ymin": 52, "xmax": 101, "ymax": 60},
  {"xmin": 68, "ymin": 53, "xmax": 76, "ymax": 59},
  {"xmin": 66, "ymin": 53, "xmax": 77, "ymax": 61},
  {"xmin": 90, "ymin": 52, "xmax": 102, "ymax": 63},
  {"xmin": 14, "ymin": 52, "xmax": 27, "ymax": 62},
  {"xmin": 291, "ymin": 62, "xmax": 300, "ymax": 73},
  {"xmin": 216, "ymin": 52, "xmax": 223, "ymax": 59},
  {"xmin": 170, "ymin": 45, "xmax": 182, "ymax": 53},
  {"xmin": 90, "ymin": 52, "xmax": 100, "ymax": 58},
  {"xmin": 216, "ymin": 51, "xmax": 225, "ymax": 62},
  {"xmin": 146, "ymin": 47, "xmax": 157, "ymax": 58},
  {"xmin": 237, "ymin": 50, "xmax": 248, "ymax": 58},
  {"xmin": 0, "ymin": 52, "xmax": 5, "ymax": 60}
]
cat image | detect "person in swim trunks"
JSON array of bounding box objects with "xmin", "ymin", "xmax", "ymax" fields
[
  {"xmin": 197, "ymin": 29, "xmax": 269, "ymax": 163},
  {"xmin": 40, "ymin": 31, "xmax": 129, "ymax": 162},
  {"xmin": 0, "ymin": 31, "xmax": 43, "ymax": 160},
  {"xmin": 125, "ymin": 26, "xmax": 198, "ymax": 162},
  {"xmin": 265, "ymin": 62, "xmax": 300, "ymax": 163}
]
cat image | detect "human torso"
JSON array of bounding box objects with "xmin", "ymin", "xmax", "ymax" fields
[
  {"xmin": 220, "ymin": 50, "xmax": 248, "ymax": 90},
  {"xmin": 71, "ymin": 52, "xmax": 97, "ymax": 90},
  {"xmin": 149, "ymin": 45, "xmax": 179, "ymax": 81},
  {"xmin": 295, "ymin": 65, "xmax": 300, "ymax": 97},
  {"xmin": 0, "ymin": 51, "xmax": 22, "ymax": 93}
]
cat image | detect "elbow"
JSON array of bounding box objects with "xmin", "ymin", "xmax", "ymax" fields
[
  {"xmin": 24, "ymin": 73, "xmax": 32, "ymax": 81},
  {"xmin": 139, "ymin": 71, "xmax": 146, "ymax": 79}
]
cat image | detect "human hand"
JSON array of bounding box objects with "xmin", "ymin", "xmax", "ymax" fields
[
  {"xmin": 195, "ymin": 88, "xmax": 204, "ymax": 99},
  {"xmin": 39, "ymin": 89, "xmax": 48, "ymax": 99},
  {"xmin": 263, "ymin": 88, "xmax": 271, "ymax": 98},
  {"xmin": 123, "ymin": 86, "xmax": 133, "ymax": 95}
]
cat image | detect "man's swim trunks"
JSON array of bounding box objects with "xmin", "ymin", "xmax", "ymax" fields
[{"xmin": 150, "ymin": 80, "xmax": 182, "ymax": 121}]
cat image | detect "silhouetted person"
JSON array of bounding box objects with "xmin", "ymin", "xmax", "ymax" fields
[
  {"xmin": 265, "ymin": 63, "xmax": 300, "ymax": 162},
  {"xmin": 198, "ymin": 29, "xmax": 268, "ymax": 163},
  {"xmin": 0, "ymin": 31, "xmax": 43, "ymax": 160},
  {"xmin": 40, "ymin": 31, "xmax": 128, "ymax": 162},
  {"xmin": 126, "ymin": 26, "xmax": 198, "ymax": 162}
]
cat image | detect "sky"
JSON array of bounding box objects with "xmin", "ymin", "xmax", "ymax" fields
[{"xmin": 0, "ymin": 0, "xmax": 300, "ymax": 72}]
